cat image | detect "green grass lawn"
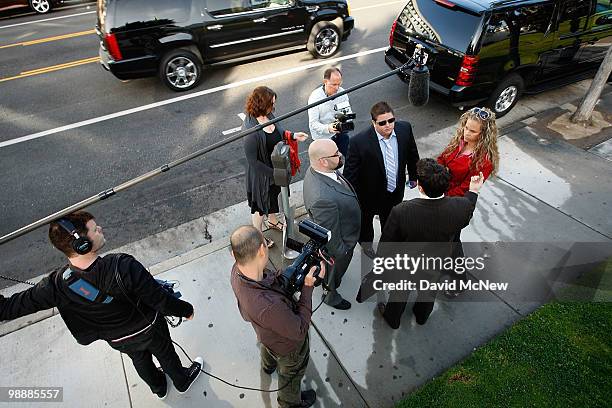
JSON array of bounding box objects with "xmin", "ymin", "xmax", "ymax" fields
[{"xmin": 397, "ymin": 261, "xmax": 612, "ymax": 408}]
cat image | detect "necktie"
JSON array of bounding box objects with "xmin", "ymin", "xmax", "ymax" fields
[{"xmin": 383, "ymin": 139, "xmax": 396, "ymax": 192}]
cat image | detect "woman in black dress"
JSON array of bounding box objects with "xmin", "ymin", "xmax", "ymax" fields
[{"xmin": 243, "ymin": 86, "xmax": 308, "ymax": 247}]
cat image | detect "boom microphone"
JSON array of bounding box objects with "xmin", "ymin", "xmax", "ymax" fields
[{"xmin": 408, "ymin": 63, "xmax": 429, "ymax": 107}]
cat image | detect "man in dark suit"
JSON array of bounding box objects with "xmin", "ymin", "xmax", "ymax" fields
[
  {"xmin": 372, "ymin": 159, "xmax": 484, "ymax": 329},
  {"xmin": 344, "ymin": 101, "xmax": 420, "ymax": 258},
  {"xmin": 303, "ymin": 139, "xmax": 361, "ymax": 310}
]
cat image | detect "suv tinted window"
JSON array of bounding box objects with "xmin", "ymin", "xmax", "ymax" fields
[
  {"xmin": 398, "ymin": 0, "xmax": 482, "ymax": 52},
  {"xmin": 111, "ymin": 0, "xmax": 192, "ymax": 28},
  {"xmin": 206, "ymin": 0, "xmax": 250, "ymax": 16},
  {"xmin": 591, "ymin": 0, "xmax": 612, "ymax": 27},
  {"xmin": 482, "ymin": 4, "xmax": 554, "ymax": 49},
  {"xmin": 558, "ymin": 1, "xmax": 591, "ymax": 34}
]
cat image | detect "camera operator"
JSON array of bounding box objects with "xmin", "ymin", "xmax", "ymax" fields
[
  {"xmin": 307, "ymin": 67, "xmax": 353, "ymax": 158},
  {"xmin": 0, "ymin": 211, "xmax": 203, "ymax": 400},
  {"xmin": 230, "ymin": 225, "xmax": 325, "ymax": 408}
]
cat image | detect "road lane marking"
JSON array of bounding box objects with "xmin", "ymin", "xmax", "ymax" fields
[
  {"xmin": 0, "ymin": 29, "xmax": 95, "ymax": 49},
  {"xmin": 0, "ymin": 10, "xmax": 96, "ymax": 30},
  {"xmin": 222, "ymin": 113, "xmax": 247, "ymax": 135},
  {"xmin": 0, "ymin": 56, "xmax": 99, "ymax": 82},
  {"xmin": 352, "ymin": 1, "xmax": 405, "ymax": 12},
  {"xmin": 0, "ymin": 47, "xmax": 387, "ymax": 149}
]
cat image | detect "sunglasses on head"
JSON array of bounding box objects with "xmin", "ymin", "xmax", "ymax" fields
[
  {"xmin": 471, "ymin": 107, "xmax": 492, "ymax": 120},
  {"xmin": 375, "ymin": 117, "xmax": 396, "ymax": 126}
]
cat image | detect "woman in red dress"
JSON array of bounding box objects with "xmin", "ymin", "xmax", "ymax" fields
[
  {"xmin": 437, "ymin": 107, "xmax": 499, "ymax": 296},
  {"xmin": 438, "ymin": 107, "xmax": 499, "ymax": 196}
]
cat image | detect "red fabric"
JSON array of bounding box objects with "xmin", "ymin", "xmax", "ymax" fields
[
  {"xmin": 437, "ymin": 145, "xmax": 493, "ymax": 197},
  {"xmin": 284, "ymin": 131, "xmax": 301, "ymax": 176}
]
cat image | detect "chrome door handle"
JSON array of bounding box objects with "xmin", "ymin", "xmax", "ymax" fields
[
  {"xmin": 207, "ymin": 24, "xmax": 223, "ymax": 31},
  {"xmin": 253, "ymin": 17, "xmax": 268, "ymax": 23}
]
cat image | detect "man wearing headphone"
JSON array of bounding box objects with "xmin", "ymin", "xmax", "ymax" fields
[
  {"xmin": 230, "ymin": 225, "xmax": 325, "ymax": 408},
  {"xmin": 0, "ymin": 211, "xmax": 202, "ymax": 400}
]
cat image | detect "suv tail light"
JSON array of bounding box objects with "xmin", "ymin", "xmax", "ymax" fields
[
  {"xmin": 389, "ymin": 19, "xmax": 398, "ymax": 48},
  {"xmin": 104, "ymin": 33, "xmax": 123, "ymax": 61},
  {"xmin": 456, "ymin": 55, "xmax": 479, "ymax": 86}
]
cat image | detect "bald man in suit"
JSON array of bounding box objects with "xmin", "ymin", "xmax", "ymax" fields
[{"xmin": 303, "ymin": 139, "xmax": 361, "ymax": 310}]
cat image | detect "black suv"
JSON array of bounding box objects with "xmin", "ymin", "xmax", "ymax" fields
[
  {"xmin": 385, "ymin": 0, "xmax": 612, "ymax": 117},
  {"xmin": 96, "ymin": 0, "xmax": 354, "ymax": 91}
]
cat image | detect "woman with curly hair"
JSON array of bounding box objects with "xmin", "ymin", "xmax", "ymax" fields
[
  {"xmin": 438, "ymin": 107, "xmax": 499, "ymax": 196},
  {"xmin": 437, "ymin": 107, "xmax": 499, "ymax": 296},
  {"xmin": 242, "ymin": 86, "xmax": 308, "ymax": 247}
]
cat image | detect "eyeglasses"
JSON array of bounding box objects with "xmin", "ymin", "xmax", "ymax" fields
[
  {"xmin": 375, "ymin": 117, "xmax": 396, "ymax": 126},
  {"xmin": 471, "ymin": 107, "xmax": 491, "ymax": 120},
  {"xmin": 320, "ymin": 151, "xmax": 341, "ymax": 160}
]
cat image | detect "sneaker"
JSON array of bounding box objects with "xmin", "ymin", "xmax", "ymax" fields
[
  {"xmin": 154, "ymin": 368, "xmax": 168, "ymax": 400},
  {"xmin": 176, "ymin": 357, "xmax": 203, "ymax": 394},
  {"xmin": 290, "ymin": 389, "xmax": 316, "ymax": 408}
]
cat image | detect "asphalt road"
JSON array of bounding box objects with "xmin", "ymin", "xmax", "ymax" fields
[{"xmin": 0, "ymin": 0, "xmax": 467, "ymax": 287}]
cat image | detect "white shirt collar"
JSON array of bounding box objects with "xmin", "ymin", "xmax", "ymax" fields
[
  {"xmin": 376, "ymin": 129, "xmax": 396, "ymax": 142},
  {"xmin": 314, "ymin": 169, "xmax": 339, "ymax": 182},
  {"xmin": 419, "ymin": 191, "xmax": 444, "ymax": 200}
]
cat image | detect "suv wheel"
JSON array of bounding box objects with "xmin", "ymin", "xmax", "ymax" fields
[
  {"xmin": 486, "ymin": 73, "xmax": 524, "ymax": 118},
  {"xmin": 29, "ymin": 0, "xmax": 52, "ymax": 14},
  {"xmin": 159, "ymin": 50, "xmax": 203, "ymax": 92},
  {"xmin": 307, "ymin": 21, "xmax": 341, "ymax": 59}
]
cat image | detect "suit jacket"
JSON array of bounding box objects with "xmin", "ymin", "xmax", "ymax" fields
[
  {"xmin": 344, "ymin": 121, "xmax": 419, "ymax": 212},
  {"xmin": 356, "ymin": 192, "xmax": 478, "ymax": 303},
  {"xmin": 303, "ymin": 167, "xmax": 361, "ymax": 259}
]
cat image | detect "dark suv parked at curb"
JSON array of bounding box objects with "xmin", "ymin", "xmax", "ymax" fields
[
  {"xmin": 385, "ymin": 0, "xmax": 612, "ymax": 117},
  {"xmin": 96, "ymin": 0, "xmax": 354, "ymax": 91}
]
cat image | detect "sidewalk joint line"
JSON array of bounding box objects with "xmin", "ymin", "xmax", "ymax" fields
[
  {"xmin": 119, "ymin": 353, "xmax": 135, "ymax": 408},
  {"xmin": 496, "ymin": 177, "xmax": 612, "ymax": 241},
  {"xmin": 310, "ymin": 322, "xmax": 372, "ymax": 408}
]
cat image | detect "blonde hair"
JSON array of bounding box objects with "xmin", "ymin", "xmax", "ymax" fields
[{"xmin": 441, "ymin": 107, "xmax": 499, "ymax": 176}]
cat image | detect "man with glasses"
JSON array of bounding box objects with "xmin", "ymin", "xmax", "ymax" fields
[
  {"xmin": 344, "ymin": 101, "xmax": 420, "ymax": 258},
  {"xmin": 307, "ymin": 67, "xmax": 352, "ymax": 158},
  {"xmin": 303, "ymin": 139, "xmax": 361, "ymax": 310}
]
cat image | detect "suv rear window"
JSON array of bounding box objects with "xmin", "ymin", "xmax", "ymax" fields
[
  {"xmin": 109, "ymin": 0, "xmax": 192, "ymax": 29},
  {"xmin": 398, "ymin": 0, "xmax": 482, "ymax": 52}
]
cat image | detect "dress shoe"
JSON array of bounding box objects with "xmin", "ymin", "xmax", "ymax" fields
[
  {"xmin": 290, "ymin": 389, "xmax": 316, "ymax": 408},
  {"xmin": 332, "ymin": 299, "xmax": 351, "ymax": 310},
  {"xmin": 362, "ymin": 247, "xmax": 376, "ymax": 259},
  {"xmin": 262, "ymin": 364, "xmax": 277, "ymax": 375}
]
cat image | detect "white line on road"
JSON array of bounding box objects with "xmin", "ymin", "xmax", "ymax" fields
[
  {"xmin": 0, "ymin": 10, "xmax": 96, "ymax": 30},
  {"xmin": 0, "ymin": 47, "xmax": 386, "ymax": 149},
  {"xmin": 222, "ymin": 113, "xmax": 246, "ymax": 135}
]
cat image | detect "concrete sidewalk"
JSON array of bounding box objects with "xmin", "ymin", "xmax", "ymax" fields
[{"xmin": 1, "ymin": 88, "xmax": 611, "ymax": 408}]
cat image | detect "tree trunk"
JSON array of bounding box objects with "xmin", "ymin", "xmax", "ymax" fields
[{"xmin": 571, "ymin": 44, "xmax": 612, "ymax": 125}]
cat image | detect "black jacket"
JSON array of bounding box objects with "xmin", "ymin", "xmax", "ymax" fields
[
  {"xmin": 0, "ymin": 254, "xmax": 193, "ymax": 345},
  {"xmin": 344, "ymin": 121, "xmax": 419, "ymax": 211}
]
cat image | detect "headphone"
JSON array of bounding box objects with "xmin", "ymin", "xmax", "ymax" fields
[{"xmin": 57, "ymin": 218, "xmax": 93, "ymax": 255}]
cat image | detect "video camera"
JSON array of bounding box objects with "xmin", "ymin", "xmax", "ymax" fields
[
  {"xmin": 278, "ymin": 220, "xmax": 333, "ymax": 297},
  {"xmin": 156, "ymin": 279, "xmax": 181, "ymax": 299},
  {"xmin": 332, "ymin": 100, "xmax": 356, "ymax": 133}
]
